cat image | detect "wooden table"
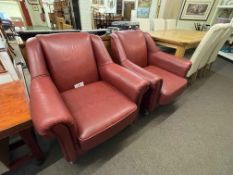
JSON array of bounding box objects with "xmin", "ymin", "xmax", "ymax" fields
[
  {"xmin": 0, "ymin": 81, "xmax": 43, "ymax": 173},
  {"xmin": 149, "ymin": 29, "xmax": 206, "ymax": 57}
]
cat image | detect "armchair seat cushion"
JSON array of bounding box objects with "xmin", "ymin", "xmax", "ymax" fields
[
  {"xmin": 61, "ymin": 81, "xmax": 137, "ymax": 151},
  {"xmin": 144, "ymin": 66, "xmax": 187, "ymax": 105}
]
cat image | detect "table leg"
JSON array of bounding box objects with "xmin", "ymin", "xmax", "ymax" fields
[
  {"xmin": 19, "ymin": 128, "xmax": 44, "ymax": 161},
  {"xmin": 175, "ymin": 46, "xmax": 186, "ymax": 58},
  {"xmin": 0, "ymin": 138, "xmax": 10, "ymax": 166}
]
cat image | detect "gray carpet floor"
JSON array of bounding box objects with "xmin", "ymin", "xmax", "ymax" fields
[{"xmin": 7, "ymin": 57, "xmax": 233, "ymax": 175}]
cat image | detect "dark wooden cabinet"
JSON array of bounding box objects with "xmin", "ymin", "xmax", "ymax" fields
[
  {"xmin": 117, "ymin": 0, "xmax": 123, "ymax": 15},
  {"xmin": 123, "ymin": 1, "xmax": 135, "ymax": 21}
]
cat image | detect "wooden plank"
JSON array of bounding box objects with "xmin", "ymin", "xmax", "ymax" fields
[
  {"xmin": 0, "ymin": 81, "xmax": 31, "ymax": 140},
  {"xmin": 149, "ymin": 29, "xmax": 206, "ymax": 45},
  {"xmin": 150, "ymin": 29, "xmax": 206, "ymax": 58}
]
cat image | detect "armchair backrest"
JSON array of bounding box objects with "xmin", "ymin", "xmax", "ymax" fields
[
  {"xmin": 111, "ymin": 30, "xmax": 148, "ymax": 67},
  {"xmin": 27, "ymin": 32, "xmax": 100, "ymax": 92}
]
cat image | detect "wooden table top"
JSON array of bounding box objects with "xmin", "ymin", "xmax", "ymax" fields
[
  {"xmin": 149, "ymin": 29, "xmax": 206, "ymax": 46},
  {"xmin": 0, "ymin": 81, "xmax": 31, "ymax": 139}
]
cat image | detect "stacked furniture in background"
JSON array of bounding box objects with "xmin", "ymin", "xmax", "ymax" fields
[
  {"xmin": 92, "ymin": 11, "xmax": 123, "ymax": 29},
  {"xmin": 49, "ymin": 0, "xmax": 73, "ymax": 29},
  {"xmin": 0, "ymin": 26, "xmax": 19, "ymax": 84},
  {"xmin": 26, "ymin": 33, "xmax": 148, "ymax": 162},
  {"xmin": 0, "ymin": 46, "xmax": 19, "ymax": 84},
  {"xmin": 111, "ymin": 30, "xmax": 191, "ymax": 112},
  {"xmin": 93, "ymin": 12, "xmax": 114, "ymax": 29}
]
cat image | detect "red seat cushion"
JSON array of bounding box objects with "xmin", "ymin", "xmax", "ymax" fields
[
  {"xmin": 144, "ymin": 66, "xmax": 187, "ymax": 105},
  {"xmin": 61, "ymin": 81, "xmax": 137, "ymax": 151}
]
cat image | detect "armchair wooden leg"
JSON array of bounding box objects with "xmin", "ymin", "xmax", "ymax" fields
[
  {"xmin": 0, "ymin": 128, "xmax": 44, "ymax": 172},
  {"xmin": 0, "ymin": 138, "xmax": 10, "ymax": 167},
  {"xmin": 203, "ymin": 65, "xmax": 209, "ymax": 76},
  {"xmin": 208, "ymin": 63, "xmax": 213, "ymax": 72},
  {"xmin": 19, "ymin": 128, "xmax": 44, "ymax": 162},
  {"xmin": 189, "ymin": 71, "xmax": 198, "ymax": 85},
  {"xmin": 198, "ymin": 68, "xmax": 205, "ymax": 78},
  {"xmin": 143, "ymin": 110, "xmax": 150, "ymax": 116}
]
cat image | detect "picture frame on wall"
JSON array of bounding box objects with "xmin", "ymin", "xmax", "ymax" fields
[
  {"xmin": 137, "ymin": 0, "xmax": 152, "ymax": 18},
  {"xmin": 180, "ymin": 0, "xmax": 215, "ymax": 21},
  {"xmin": 32, "ymin": 5, "xmax": 39, "ymax": 11}
]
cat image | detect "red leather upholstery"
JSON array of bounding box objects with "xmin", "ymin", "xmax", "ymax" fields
[
  {"xmin": 37, "ymin": 33, "xmax": 99, "ymax": 92},
  {"xmin": 27, "ymin": 32, "xmax": 148, "ymax": 162},
  {"xmin": 62, "ymin": 81, "xmax": 137, "ymax": 150},
  {"xmin": 116, "ymin": 31, "xmax": 148, "ymax": 67},
  {"xmin": 144, "ymin": 66, "xmax": 187, "ymax": 105},
  {"xmin": 111, "ymin": 30, "xmax": 192, "ymax": 111}
]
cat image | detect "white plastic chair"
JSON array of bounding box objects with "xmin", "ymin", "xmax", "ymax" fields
[
  {"xmin": 198, "ymin": 24, "xmax": 230, "ymax": 71},
  {"xmin": 136, "ymin": 18, "xmax": 151, "ymax": 32},
  {"xmin": 153, "ymin": 19, "xmax": 166, "ymax": 31},
  {"xmin": 131, "ymin": 10, "xmax": 137, "ymax": 22},
  {"xmin": 166, "ymin": 19, "xmax": 177, "ymax": 30},
  {"xmin": 186, "ymin": 23, "xmax": 225, "ymax": 78}
]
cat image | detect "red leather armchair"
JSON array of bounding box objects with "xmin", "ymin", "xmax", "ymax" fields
[
  {"xmin": 111, "ymin": 30, "xmax": 192, "ymax": 112},
  {"xmin": 26, "ymin": 32, "xmax": 148, "ymax": 162}
]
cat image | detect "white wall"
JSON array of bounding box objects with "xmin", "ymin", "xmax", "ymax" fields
[
  {"xmin": 133, "ymin": 0, "xmax": 158, "ymax": 20},
  {"xmin": 158, "ymin": 0, "xmax": 183, "ymax": 19},
  {"xmin": 0, "ymin": 1, "xmax": 24, "ymax": 20},
  {"xmin": 25, "ymin": 0, "xmax": 47, "ymax": 27},
  {"xmin": 80, "ymin": 0, "xmax": 92, "ymax": 30}
]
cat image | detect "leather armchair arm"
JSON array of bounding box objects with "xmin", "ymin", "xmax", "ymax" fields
[
  {"xmin": 122, "ymin": 59, "xmax": 162, "ymax": 89},
  {"xmin": 100, "ymin": 63, "xmax": 149, "ymax": 105},
  {"xmin": 122, "ymin": 60, "xmax": 163, "ymax": 112},
  {"xmin": 149, "ymin": 51, "xmax": 192, "ymax": 77},
  {"xmin": 30, "ymin": 76, "xmax": 75, "ymax": 137}
]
